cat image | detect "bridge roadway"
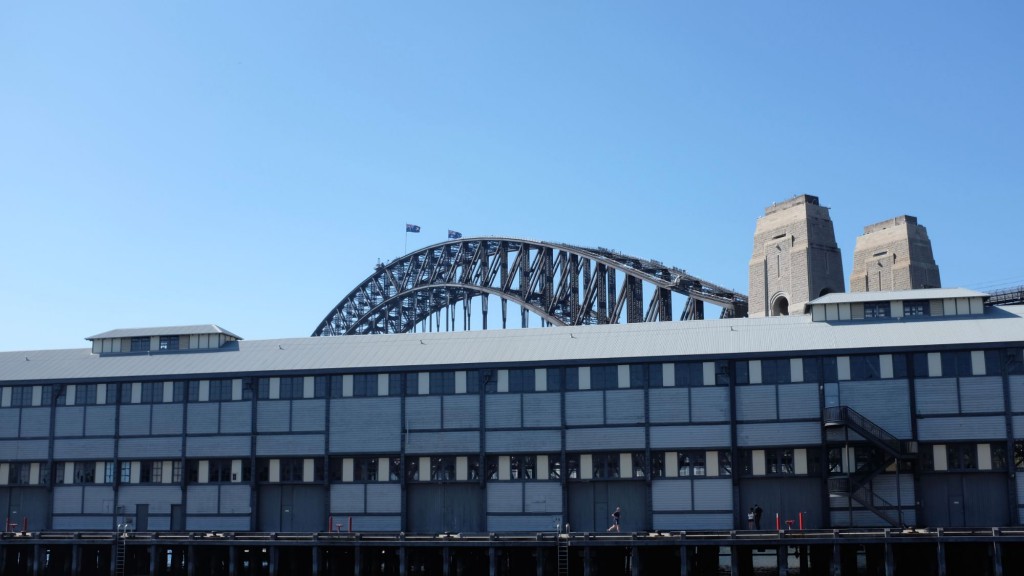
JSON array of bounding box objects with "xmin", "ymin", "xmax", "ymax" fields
[{"xmin": 2, "ymin": 527, "xmax": 1023, "ymax": 576}]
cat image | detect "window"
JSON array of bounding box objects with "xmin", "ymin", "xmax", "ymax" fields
[
  {"xmin": 159, "ymin": 335, "xmax": 179, "ymax": 350},
  {"xmin": 279, "ymin": 377, "xmax": 305, "ymax": 399},
  {"xmin": 802, "ymin": 358, "xmax": 821, "ymax": 383},
  {"xmin": 352, "ymin": 374, "xmax": 377, "ymax": 397},
  {"xmin": 429, "ymin": 371, "xmax": 455, "ymax": 395},
  {"xmin": 508, "ymin": 369, "xmax": 536, "ymax": 393},
  {"xmin": 547, "ymin": 454, "xmax": 562, "ymax": 480},
  {"xmin": 590, "ymin": 365, "xmax": 618, "ymax": 390},
  {"xmin": 904, "ymin": 301, "xmax": 930, "ymax": 316},
  {"xmin": 354, "ymin": 457, "xmax": 378, "ymax": 481},
  {"xmin": 913, "ymin": 353, "xmax": 931, "ymax": 378},
  {"xmin": 629, "ymin": 364, "xmax": 662, "ymax": 388},
  {"xmin": 172, "ymin": 461, "xmax": 183, "ymax": 483},
  {"xmin": 946, "ymin": 444, "xmax": 977, "ymax": 471},
  {"xmin": 850, "ymin": 355, "xmax": 881, "ymax": 380},
  {"xmin": 677, "ymin": 451, "xmax": 707, "ymax": 477},
  {"xmin": 591, "ymin": 453, "xmax": 620, "ymax": 479},
  {"xmin": 187, "ymin": 461, "xmax": 200, "ymax": 483},
  {"xmin": 991, "ymin": 443, "xmax": 1009, "ymax": 471},
  {"xmin": 709, "ymin": 360, "xmax": 727, "ymax": 385},
  {"xmin": 735, "ymin": 361, "xmax": 750, "ymax": 385},
  {"xmin": 941, "ymin": 351, "xmax": 973, "ymax": 378},
  {"xmin": 511, "ymin": 455, "xmax": 536, "ymax": 479},
  {"xmin": 8, "ymin": 463, "xmax": 30, "ymax": 485},
  {"xmin": 1008, "ymin": 350, "xmax": 1024, "ymax": 376},
  {"xmin": 73, "ymin": 462, "xmax": 96, "ymax": 484},
  {"xmin": 984, "ymin": 350, "xmax": 1002, "ymax": 377},
  {"xmin": 209, "ymin": 459, "xmax": 233, "ymax": 482},
  {"xmin": 209, "ymin": 380, "xmax": 234, "ymax": 402},
  {"xmin": 761, "ymin": 359, "xmax": 791, "ymax": 384},
  {"xmin": 54, "ymin": 463, "xmax": 66, "ymax": 485},
  {"xmin": 280, "ymin": 458, "xmax": 304, "ymax": 482},
  {"xmin": 141, "ymin": 461, "xmax": 162, "ymax": 483},
  {"xmin": 405, "ymin": 457, "xmax": 420, "ymax": 481},
  {"xmin": 389, "ymin": 457, "xmax": 402, "ymax": 481},
  {"xmin": 864, "ymin": 302, "xmax": 890, "ymax": 318},
  {"xmin": 430, "ymin": 456, "xmax": 456, "ymax": 480},
  {"xmin": 822, "ymin": 357, "xmax": 839, "ymax": 382},
  {"xmin": 464, "ymin": 370, "xmax": 484, "ymax": 394},
  {"xmin": 565, "ymin": 454, "xmax": 579, "ymax": 479},
  {"xmin": 10, "ymin": 386, "xmax": 32, "ymax": 407},
  {"xmin": 632, "ymin": 452, "xmax": 665, "ymax": 478},
  {"xmin": 718, "ymin": 450, "xmax": 732, "ymax": 477},
  {"xmin": 316, "ymin": 375, "xmax": 343, "ymax": 398},
  {"xmin": 130, "ymin": 337, "xmax": 150, "ymax": 352},
  {"xmin": 674, "ymin": 362, "xmax": 704, "ymax": 387},
  {"xmin": 119, "ymin": 461, "xmax": 132, "ymax": 484},
  {"xmin": 390, "ymin": 373, "xmax": 417, "ymax": 396},
  {"xmin": 547, "ymin": 367, "xmax": 577, "ymax": 391},
  {"xmin": 765, "ymin": 449, "xmax": 794, "ymax": 475}
]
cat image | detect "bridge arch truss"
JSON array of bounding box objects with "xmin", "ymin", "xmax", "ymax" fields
[{"xmin": 313, "ymin": 237, "xmax": 748, "ymax": 336}]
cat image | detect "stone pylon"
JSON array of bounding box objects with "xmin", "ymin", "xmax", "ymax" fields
[
  {"xmin": 748, "ymin": 195, "xmax": 845, "ymax": 317},
  {"xmin": 849, "ymin": 215, "xmax": 941, "ymax": 292}
]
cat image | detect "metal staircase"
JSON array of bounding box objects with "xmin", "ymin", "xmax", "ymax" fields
[{"xmin": 824, "ymin": 406, "xmax": 918, "ymax": 526}]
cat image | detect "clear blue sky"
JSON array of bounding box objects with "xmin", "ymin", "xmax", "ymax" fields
[{"xmin": 2, "ymin": 3, "xmax": 1022, "ymax": 352}]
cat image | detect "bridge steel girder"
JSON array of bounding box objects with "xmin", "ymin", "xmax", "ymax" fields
[{"xmin": 312, "ymin": 237, "xmax": 749, "ymax": 336}]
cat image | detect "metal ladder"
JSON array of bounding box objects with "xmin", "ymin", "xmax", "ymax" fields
[
  {"xmin": 114, "ymin": 524, "xmax": 128, "ymax": 576},
  {"xmin": 557, "ymin": 523, "xmax": 570, "ymax": 576}
]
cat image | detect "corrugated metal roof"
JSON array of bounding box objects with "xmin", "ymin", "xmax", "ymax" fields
[
  {"xmin": 4, "ymin": 307, "xmax": 1024, "ymax": 384},
  {"xmin": 809, "ymin": 288, "xmax": 988, "ymax": 305},
  {"xmin": 86, "ymin": 325, "xmax": 243, "ymax": 340}
]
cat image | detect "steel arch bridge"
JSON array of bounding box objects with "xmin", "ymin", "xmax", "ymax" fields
[{"xmin": 313, "ymin": 237, "xmax": 748, "ymax": 336}]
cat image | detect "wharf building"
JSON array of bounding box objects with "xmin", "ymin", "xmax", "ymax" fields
[{"xmin": 0, "ymin": 196, "xmax": 1022, "ymax": 575}]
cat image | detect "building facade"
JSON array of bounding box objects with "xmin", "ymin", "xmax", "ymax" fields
[{"xmin": 1, "ymin": 288, "xmax": 1023, "ymax": 535}]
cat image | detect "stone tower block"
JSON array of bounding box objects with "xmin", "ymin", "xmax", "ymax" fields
[
  {"xmin": 748, "ymin": 195, "xmax": 845, "ymax": 317},
  {"xmin": 849, "ymin": 215, "xmax": 941, "ymax": 292}
]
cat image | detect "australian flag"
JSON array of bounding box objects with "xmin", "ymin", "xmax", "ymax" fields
[
  {"xmin": 448, "ymin": 230, "xmax": 463, "ymax": 239},
  {"xmin": 406, "ymin": 224, "xmax": 421, "ymax": 233}
]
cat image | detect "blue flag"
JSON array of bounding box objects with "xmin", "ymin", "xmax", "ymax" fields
[
  {"xmin": 406, "ymin": 224, "xmax": 421, "ymax": 233},
  {"xmin": 448, "ymin": 230, "xmax": 462, "ymax": 239}
]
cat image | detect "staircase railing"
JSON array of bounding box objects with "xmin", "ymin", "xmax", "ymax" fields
[{"xmin": 824, "ymin": 406, "xmax": 918, "ymax": 458}]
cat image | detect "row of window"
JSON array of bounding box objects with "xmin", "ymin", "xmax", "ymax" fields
[
  {"xmin": 3, "ymin": 448, "xmax": 839, "ymax": 487},
  {"xmin": 4, "ymin": 349, "xmax": 1021, "ymax": 407}
]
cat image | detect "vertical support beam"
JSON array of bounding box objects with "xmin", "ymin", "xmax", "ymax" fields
[
  {"xmin": 993, "ymin": 527, "xmax": 1004, "ymax": 576},
  {"xmin": 778, "ymin": 545, "xmax": 789, "ymax": 576},
  {"xmin": 312, "ymin": 544, "xmax": 320, "ymax": 576},
  {"xmin": 831, "ymin": 540, "xmax": 841, "ymax": 576},
  {"xmin": 631, "ymin": 545, "xmax": 640, "ymax": 576},
  {"xmin": 228, "ymin": 545, "xmax": 237, "ymax": 576},
  {"xmin": 489, "ymin": 545, "xmax": 497, "ymax": 576},
  {"xmin": 32, "ymin": 544, "xmax": 40, "ymax": 576},
  {"xmin": 353, "ymin": 545, "xmax": 362, "ymax": 576},
  {"xmin": 267, "ymin": 544, "xmax": 277, "ymax": 576},
  {"xmin": 151, "ymin": 544, "xmax": 160, "ymax": 576},
  {"xmin": 71, "ymin": 542, "xmax": 80, "ymax": 576},
  {"xmin": 679, "ymin": 543, "xmax": 689, "ymax": 576},
  {"xmin": 884, "ymin": 541, "xmax": 894, "ymax": 576},
  {"xmin": 582, "ymin": 545, "xmax": 591, "ymax": 576},
  {"xmin": 188, "ymin": 544, "xmax": 196, "ymax": 576},
  {"xmin": 399, "ymin": 546, "xmax": 407, "ymax": 576},
  {"xmin": 937, "ymin": 532, "xmax": 950, "ymax": 573},
  {"xmin": 731, "ymin": 545, "xmax": 740, "ymax": 576},
  {"xmin": 442, "ymin": 546, "xmax": 450, "ymax": 576}
]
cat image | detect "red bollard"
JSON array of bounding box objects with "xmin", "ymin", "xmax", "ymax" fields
[
  {"xmin": 348, "ymin": 516, "xmax": 352, "ymax": 533},
  {"xmin": 798, "ymin": 512, "xmax": 804, "ymax": 530},
  {"xmin": 775, "ymin": 513, "xmax": 780, "ymax": 531}
]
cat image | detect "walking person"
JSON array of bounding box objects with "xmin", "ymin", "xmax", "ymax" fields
[
  {"xmin": 753, "ymin": 504, "xmax": 763, "ymax": 530},
  {"xmin": 607, "ymin": 506, "xmax": 621, "ymax": 532},
  {"xmin": 747, "ymin": 507, "xmax": 755, "ymax": 529}
]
